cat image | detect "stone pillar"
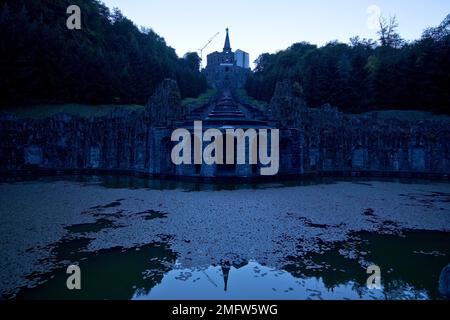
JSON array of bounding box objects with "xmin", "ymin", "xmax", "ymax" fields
[{"xmin": 200, "ymin": 139, "xmax": 216, "ymax": 177}]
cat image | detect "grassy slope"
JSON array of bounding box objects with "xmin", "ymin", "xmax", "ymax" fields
[
  {"xmin": 0, "ymin": 104, "xmax": 145, "ymax": 119},
  {"xmin": 235, "ymin": 89, "xmax": 268, "ymax": 112},
  {"xmin": 0, "ymin": 89, "xmax": 216, "ymax": 119},
  {"xmin": 3, "ymin": 91, "xmax": 447, "ymax": 122},
  {"xmin": 181, "ymin": 89, "xmax": 217, "ymax": 108}
]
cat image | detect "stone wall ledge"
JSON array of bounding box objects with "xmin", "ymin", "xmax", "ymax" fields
[{"xmin": 1, "ymin": 168, "xmax": 448, "ymax": 183}]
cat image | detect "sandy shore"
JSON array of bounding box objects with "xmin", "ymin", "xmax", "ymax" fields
[{"xmin": 0, "ymin": 178, "xmax": 449, "ymax": 297}]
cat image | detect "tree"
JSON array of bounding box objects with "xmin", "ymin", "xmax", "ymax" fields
[
  {"xmin": 0, "ymin": 0, "xmax": 207, "ymax": 107},
  {"xmin": 246, "ymin": 13, "xmax": 450, "ymax": 115},
  {"xmin": 377, "ymin": 15, "xmax": 404, "ymax": 48},
  {"xmin": 183, "ymin": 52, "xmax": 201, "ymax": 72},
  {"xmin": 422, "ymin": 13, "xmax": 450, "ymax": 40}
]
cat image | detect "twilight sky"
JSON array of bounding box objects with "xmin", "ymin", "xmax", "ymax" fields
[{"xmin": 101, "ymin": 0, "xmax": 450, "ymax": 67}]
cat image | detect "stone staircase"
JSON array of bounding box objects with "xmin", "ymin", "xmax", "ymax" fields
[{"xmin": 176, "ymin": 89, "xmax": 273, "ymax": 129}]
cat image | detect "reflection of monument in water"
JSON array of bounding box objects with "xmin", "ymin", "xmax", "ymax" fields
[
  {"xmin": 202, "ymin": 262, "xmax": 244, "ymax": 292},
  {"xmin": 221, "ymin": 263, "xmax": 231, "ymax": 291},
  {"xmin": 218, "ymin": 260, "xmax": 250, "ymax": 292}
]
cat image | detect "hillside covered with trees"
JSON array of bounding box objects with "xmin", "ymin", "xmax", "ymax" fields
[
  {"xmin": 246, "ymin": 15, "xmax": 450, "ymax": 114},
  {"xmin": 0, "ymin": 0, "xmax": 206, "ymax": 107}
]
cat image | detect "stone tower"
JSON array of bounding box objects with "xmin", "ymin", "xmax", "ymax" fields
[
  {"xmin": 204, "ymin": 28, "xmax": 250, "ymax": 90},
  {"xmin": 223, "ymin": 28, "xmax": 231, "ymax": 52}
]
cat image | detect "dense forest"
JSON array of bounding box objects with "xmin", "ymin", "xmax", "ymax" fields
[
  {"xmin": 1, "ymin": 1, "xmax": 449, "ymax": 115},
  {"xmin": 0, "ymin": 0, "xmax": 207, "ymax": 107},
  {"xmin": 246, "ymin": 15, "xmax": 450, "ymax": 114}
]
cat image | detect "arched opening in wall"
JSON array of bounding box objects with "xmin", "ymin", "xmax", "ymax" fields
[
  {"xmin": 308, "ymin": 143, "xmax": 319, "ymax": 172},
  {"xmin": 352, "ymin": 145, "xmax": 366, "ymax": 169},
  {"xmin": 392, "ymin": 148, "xmax": 404, "ymax": 171},
  {"xmin": 24, "ymin": 144, "xmax": 43, "ymax": 168},
  {"xmin": 280, "ymin": 138, "xmax": 293, "ymax": 174},
  {"xmin": 160, "ymin": 137, "xmax": 174, "ymax": 175},
  {"xmin": 217, "ymin": 134, "xmax": 237, "ymax": 176},
  {"xmin": 411, "ymin": 145, "xmax": 426, "ymax": 171},
  {"xmin": 292, "ymin": 149, "xmax": 301, "ymax": 170},
  {"xmin": 89, "ymin": 145, "xmax": 101, "ymax": 168},
  {"xmin": 116, "ymin": 132, "xmax": 126, "ymax": 168},
  {"xmin": 248, "ymin": 135, "xmax": 259, "ymax": 176},
  {"xmin": 134, "ymin": 142, "xmax": 145, "ymax": 169},
  {"xmin": 192, "ymin": 134, "xmax": 203, "ymax": 175}
]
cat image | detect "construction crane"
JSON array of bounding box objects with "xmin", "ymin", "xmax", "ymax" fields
[{"xmin": 198, "ymin": 32, "xmax": 220, "ymax": 70}]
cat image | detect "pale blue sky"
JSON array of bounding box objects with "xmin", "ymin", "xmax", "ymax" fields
[{"xmin": 101, "ymin": 0, "xmax": 450, "ymax": 67}]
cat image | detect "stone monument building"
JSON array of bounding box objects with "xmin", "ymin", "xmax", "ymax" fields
[{"xmin": 204, "ymin": 28, "xmax": 250, "ymax": 90}]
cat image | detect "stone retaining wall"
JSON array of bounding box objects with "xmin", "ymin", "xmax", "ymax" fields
[{"xmin": 1, "ymin": 80, "xmax": 449, "ymax": 178}]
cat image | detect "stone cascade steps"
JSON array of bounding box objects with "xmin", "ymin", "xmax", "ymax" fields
[
  {"xmin": 207, "ymin": 93, "xmax": 246, "ymax": 120},
  {"xmin": 177, "ymin": 89, "xmax": 274, "ymax": 129},
  {"xmin": 185, "ymin": 104, "xmax": 214, "ymax": 121}
]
